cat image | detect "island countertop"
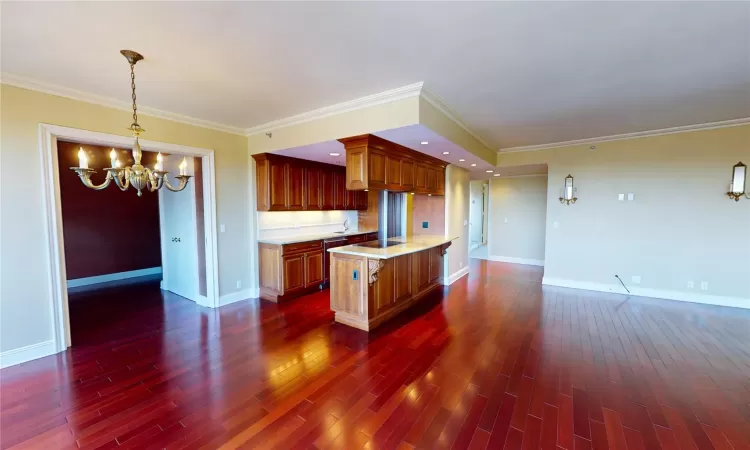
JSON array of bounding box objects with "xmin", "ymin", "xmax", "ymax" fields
[{"xmin": 327, "ymin": 235, "xmax": 456, "ymax": 260}]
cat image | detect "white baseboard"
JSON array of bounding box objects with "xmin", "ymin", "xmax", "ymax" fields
[
  {"xmin": 488, "ymin": 255, "xmax": 545, "ymax": 266},
  {"xmin": 0, "ymin": 340, "xmax": 56, "ymax": 369},
  {"xmin": 68, "ymin": 267, "xmax": 162, "ymax": 288},
  {"xmin": 542, "ymin": 277, "xmax": 750, "ymax": 310},
  {"xmin": 219, "ymin": 288, "xmax": 256, "ymax": 307},
  {"xmin": 443, "ymin": 266, "xmax": 469, "ymax": 286}
]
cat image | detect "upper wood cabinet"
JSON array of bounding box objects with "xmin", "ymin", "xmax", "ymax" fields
[
  {"xmin": 253, "ymin": 153, "xmax": 367, "ymax": 212},
  {"xmin": 339, "ymin": 134, "xmax": 447, "ymax": 195}
]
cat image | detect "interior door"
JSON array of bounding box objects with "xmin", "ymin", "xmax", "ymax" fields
[{"xmin": 160, "ymin": 156, "xmax": 199, "ymax": 302}]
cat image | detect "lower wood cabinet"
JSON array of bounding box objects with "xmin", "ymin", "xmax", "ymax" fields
[{"xmin": 259, "ymin": 240, "xmax": 324, "ymax": 302}]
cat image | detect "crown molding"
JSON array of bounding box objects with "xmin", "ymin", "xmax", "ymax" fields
[
  {"xmin": 245, "ymin": 82, "xmax": 425, "ymax": 136},
  {"xmin": 497, "ymin": 117, "xmax": 750, "ymax": 153},
  {"xmin": 419, "ymin": 85, "xmax": 496, "ymax": 151},
  {"xmin": 1, "ymin": 72, "xmax": 246, "ymax": 136}
]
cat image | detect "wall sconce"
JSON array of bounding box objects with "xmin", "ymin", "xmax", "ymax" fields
[
  {"xmin": 559, "ymin": 174, "xmax": 577, "ymax": 205},
  {"xmin": 727, "ymin": 161, "xmax": 749, "ymax": 201}
]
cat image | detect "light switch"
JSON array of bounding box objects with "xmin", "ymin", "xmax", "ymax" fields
[
  {"xmin": 618, "ymin": 194, "xmax": 625, "ymax": 201},
  {"xmin": 553, "ymin": 221, "xmax": 559, "ymax": 229},
  {"xmin": 220, "ymin": 224, "xmax": 226, "ymax": 233},
  {"xmin": 628, "ymin": 193, "xmax": 634, "ymax": 201},
  {"xmin": 464, "ymin": 220, "xmax": 468, "ymax": 226}
]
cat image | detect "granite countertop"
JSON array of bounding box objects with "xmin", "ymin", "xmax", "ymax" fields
[
  {"xmin": 257, "ymin": 229, "xmax": 378, "ymax": 245},
  {"xmin": 327, "ymin": 235, "xmax": 456, "ymax": 260}
]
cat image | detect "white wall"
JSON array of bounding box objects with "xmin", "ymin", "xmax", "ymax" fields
[
  {"xmin": 444, "ymin": 165, "xmax": 470, "ymax": 282},
  {"xmin": 498, "ymin": 124, "xmax": 750, "ymax": 305},
  {"xmin": 488, "ymin": 176, "xmax": 548, "ymax": 264}
]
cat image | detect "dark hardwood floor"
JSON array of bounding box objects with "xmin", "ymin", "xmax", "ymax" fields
[{"xmin": 1, "ymin": 260, "xmax": 749, "ymax": 449}]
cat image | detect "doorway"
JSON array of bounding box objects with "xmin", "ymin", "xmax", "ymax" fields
[
  {"xmin": 39, "ymin": 124, "xmax": 219, "ymax": 354},
  {"xmin": 469, "ymin": 180, "xmax": 488, "ymax": 258}
]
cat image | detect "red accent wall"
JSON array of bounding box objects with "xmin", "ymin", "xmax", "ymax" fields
[{"xmin": 58, "ymin": 140, "xmax": 161, "ymax": 279}]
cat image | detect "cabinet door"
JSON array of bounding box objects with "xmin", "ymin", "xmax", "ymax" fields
[
  {"xmin": 255, "ymin": 158, "xmax": 270, "ymax": 211},
  {"xmin": 321, "ymin": 171, "xmax": 335, "ymax": 210},
  {"xmin": 426, "ymin": 166, "xmax": 438, "ymax": 191},
  {"xmin": 306, "ymin": 167, "xmax": 322, "ymax": 210},
  {"xmin": 401, "ymin": 160, "xmax": 415, "ymax": 190},
  {"xmin": 304, "ymin": 251, "xmax": 324, "ymax": 288},
  {"xmin": 386, "ymin": 156, "xmax": 401, "ymax": 187},
  {"xmin": 394, "ymin": 255, "xmax": 412, "ymax": 303},
  {"xmin": 369, "ymin": 150, "xmax": 387, "ymax": 186},
  {"xmin": 269, "ymin": 161, "xmax": 288, "ymax": 210},
  {"xmin": 415, "ymin": 164, "xmax": 427, "ymax": 189},
  {"xmin": 345, "ymin": 189, "xmax": 356, "ymax": 210},
  {"xmin": 356, "ymin": 190, "xmax": 369, "ymax": 210},
  {"xmin": 429, "ymin": 247, "xmax": 442, "ymax": 282},
  {"xmin": 435, "ymin": 167, "xmax": 445, "ymax": 195},
  {"xmin": 416, "ymin": 250, "xmax": 431, "ymax": 291},
  {"xmin": 371, "ymin": 260, "xmax": 394, "ymax": 317},
  {"xmin": 334, "ymin": 171, "xmax": 346, "ymax": 210},
  {"xmin": 283, "ymin": 254, "xmax": 305, "ymax": 293},
  {"xmin": 287, "ymin": 163, "xmax": 306, "ymax": 211}
]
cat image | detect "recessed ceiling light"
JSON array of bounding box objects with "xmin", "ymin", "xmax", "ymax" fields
[
  {"xmin": 421, "ymin": 141, "xmax": 429, "ymax": 145},
  {"xmin": 494, "ymin": 174, "xmax": 501, "ymax": 177},
  {"xmin": 471, "ymin": 163, "xmax": 477, "ymax": 167},
  {"xmin": 329, "ymin": 152, "xmax": 340, "ymax": 156},
  {"xmin": 458, "ymin": 159, "xmax": 465, "ymax": 162},
  {"xmin": 486, "ymin": 170, "xmax": 494, "ymax": 173},
  {"xmin": 442, "ymin": 152, "xmax": 450, "ymax": 155}
]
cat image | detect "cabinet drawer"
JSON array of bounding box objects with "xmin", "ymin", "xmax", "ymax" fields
[
  {"xmin": 282, "ymin": 240, "xmax": 323, "ymax": 255},
  {"xmin": 346, "ymin": 234, "xmax": 367, "ymax": 244}
]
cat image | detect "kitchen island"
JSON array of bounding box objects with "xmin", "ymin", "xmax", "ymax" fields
[{"xmin": 327, "ymin": 236, "xmax": 455, "ymax": 331}]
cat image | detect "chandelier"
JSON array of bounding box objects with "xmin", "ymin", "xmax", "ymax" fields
[{"xmin": 71, "ymin": 50, "xmax": 191, "ymax": 196}]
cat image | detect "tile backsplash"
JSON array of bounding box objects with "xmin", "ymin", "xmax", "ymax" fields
[{"xmin": 258, "ymin": 210, "xmax": 359, "ymax": 240}]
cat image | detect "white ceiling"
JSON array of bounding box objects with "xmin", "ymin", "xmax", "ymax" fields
[
  {"xmin": 3, "ymin": 2, "xmax": 749, "ymax": 149},
  {"xmin": 274, "ymin": 124, "xmax": 519, "ymax": 180}
]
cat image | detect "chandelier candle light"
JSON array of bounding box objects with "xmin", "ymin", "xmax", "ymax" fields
[
  {"xmin": 70, "ymin": 50, "xmax": 191, "ymax": 196},
  {"xmin": 727, "ymin": 161, "xmax": 749, "ymax": 201},
  {"xmin": 559, "ymin": 174, "xmax": 578, "ymax": 205}
]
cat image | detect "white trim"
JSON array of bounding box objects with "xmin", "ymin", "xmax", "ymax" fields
[
  {"xmin": 67, "ymin": 267, "xmax": 162, "ymax": 288},
  {"xmin": 420, "ymin": 85, "xmax": 496, "ymax": 151},
  {"xmin": 36, "ymin": 124, "xmax": 221, "ymax": 362},
  {"xmin": 492, "ymin": 173, "xmax": 548, "ymax": 179},
  {"xmin": 0, "ymin": 340, "xmax": 56, "ymax": 369},
  {"xmin": 498, "ymin": 117, "xmax": 750, "ymax": 153},
  {"xmin": 2, "ymin": 74, "xmax": 246, "ymax": 136},
  {"xmin": 443, "ymin": 266, "xmax": 469, "ymax": 286},
  {"xmin": 542, "ymin": 277, "xmax": 750, "ymax": 310},
  {"xmin": 218, "ymin": 289, "xmax": 255, "ymax": 307},
  {"xmin": 488, "ymin": 255, "xmax": 545, "ymax": 267},
  {"xmin": 245, "ymin": 82, "xmax": 425, "ymax": 135}
]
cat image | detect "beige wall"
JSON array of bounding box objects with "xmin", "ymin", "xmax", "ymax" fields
[
  {"xmin": 488, "ymin": 176, "xmax": 548, "ymax": 262},
  {"xmin": 412, "ymin": 195, "xmax": 446, "ymax": 236},
  {"xmin": 444, "ymin": 165, "xmax": 470, "ymax": 278},
  {"xmin": 500, "ymin": 125, "xmax": 750, "ymax": 301},
  {"xmin": 0, "ymin": 84, "xmax": 251, "ymax": 353}
]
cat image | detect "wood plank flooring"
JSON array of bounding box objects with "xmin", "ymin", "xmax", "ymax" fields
[{"xmin": 1, "ymin": 260, "xmax": 749, "ymax": 449}]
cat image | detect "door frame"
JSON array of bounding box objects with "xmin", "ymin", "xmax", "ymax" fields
[{"xmin": 38, "ymin": 123, "xmax": 220, "ymax": 353}]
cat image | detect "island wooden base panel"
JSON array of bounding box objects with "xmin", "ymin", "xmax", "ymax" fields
[
  {"xmin": 2, "ymin": 260, "xmax": 749, "ymax": 450},
  {"xmin": 334, "ymin": 282, "xmax": 443, "ymax": 331}
]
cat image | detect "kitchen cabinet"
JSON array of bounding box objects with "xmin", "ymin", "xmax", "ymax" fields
[
  {"xmin": 253, "ymin": 153, "xmax": 368, "ymax": 211},
  {"xmin": 339, "ymin": 134, "xmax": 446, "ymax": 195},
  {"xmin": 259, "ymin": 239, "xmax": 325, "ymax": 302}
]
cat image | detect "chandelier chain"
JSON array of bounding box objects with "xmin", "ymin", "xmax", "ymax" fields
[{"xmin": 130, "ymin": 63, "xmax": 139, "ymax": 131}]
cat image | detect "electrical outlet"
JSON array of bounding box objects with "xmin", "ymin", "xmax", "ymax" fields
[
  {"xmin": 700, "ymin": 281, "xmax": 708, "ymax": 291},
  {"xmin": 422, "ymin": 221, "xmax": 429, "ymax": 229},
  {"xmin": 618, "ymin": 193, "xmax": 625, "ymax": 201},
  {"xmin": 353, "ymin": 270, "xmax": 359, "ymax": 281},
  {"xmin": 631, "ymin": 275, "xmax": 641, "ymax": 284},
  {"xmin": 236, "ymin": 280, "xmax": 241, "ymax": 289},
  {"xmin": 220, "ymin": 224, "xmax": 226, "ymax": 233},
  {"xmin": 553, "ymin": 221, "xmax": 559, "ymax": 229},
  {"xmin": 504, "ymin": 217, "xmax": 509, "ymax": 223},
  {"xmin": 687, "ymin": 280, "xmax": 695, "ymax": 289},
  {"xmin": 464, "ymin": 220, "xmax": 468, "ymax": 226},
  {"xmin": 628, "ymin": 193, "xmax": 634, "ymax": 201}
]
